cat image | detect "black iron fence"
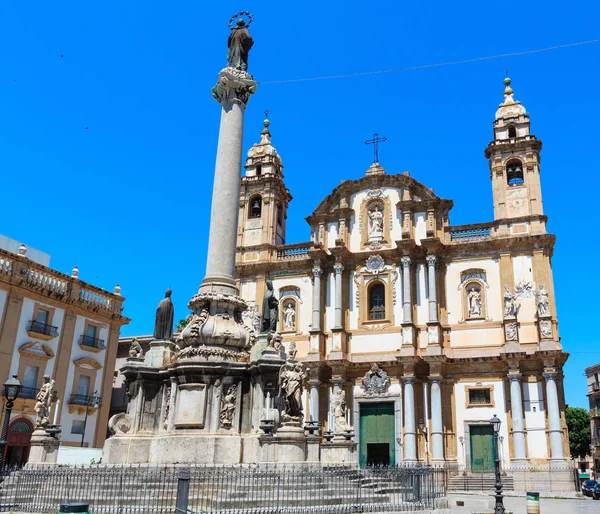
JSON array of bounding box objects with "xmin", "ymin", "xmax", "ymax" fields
[
  {"xmin": 26, "ymin": 320, "xmax": 59, "ymax": 337},
  {"xmin": 0, "ymin": 464, "xmax": 446, "ymax": 514},
  {"xmin": 78, "ymin": 334, "xmax": 106, "ymax": 350}
]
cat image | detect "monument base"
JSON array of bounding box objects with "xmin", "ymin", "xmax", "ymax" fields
[
  {"xmin": 321, "ymin": 440, "xmax": 358, "ymax": 464},
  {"xmin": 104, "ymin": 432, "xmax": 245, "ymax": 465},
  {"xmin": 145, "ymin": 340, "xmax": 177, "ymax": 367},
  {"xmin": 27, "ymin": 428, "xmax": 60, "ymax": 465}
]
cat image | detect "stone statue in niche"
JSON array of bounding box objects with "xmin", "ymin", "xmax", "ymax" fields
[
  {"xmin": 535, "ymin": 285, "xmax": 550, "ymax": 316},
  {"xmin": 129, "ymin": 337, "xmax": 144, "ymax": 359},
  {"xmin": 220, "ymin": 384, "xmax": 237, "ymax": 428},
  {"xmin": 503, "ymin": 285, "xmax": 517, "ymax": 317},
  {"xmin": 261, "ymin": 280, "xmax": 278, "ymax": 333},
  {"xmin": 34, "ymin": 375, "xmax": 55, "ymax": 429},
  {"xmin": 279, "ymin": 343, "xmax": 306, "ymax": 422},
  {"xmin": 331, "ymin": 389, "xmax": 349, "ymax": 431},
  {"xmin": 367, "ymin": 203, "xmax": 384, "ymax": 240},
  {"xmin": 154, "ymin": 288, "xmax": 174, "ymax": 341},
  {"xmin": 283, "ymin": 303, "xmax": 296, "ymax": 331},
  {"xmin": 467, "ymin": 286, "xmax": 482, "ymax": 317}
]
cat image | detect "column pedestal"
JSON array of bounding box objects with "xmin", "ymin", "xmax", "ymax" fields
[
  {"xmin": 27, "ymin": 427, "xmax": 61, "ymax": 465},
  {"xmin": 145, "ymin": 340, "xmax": 177, "ymax": 368}
]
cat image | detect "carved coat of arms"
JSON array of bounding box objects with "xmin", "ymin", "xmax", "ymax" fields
[{"xmin": 361, "ymin": 364, "xmax": 391, "ymax": 395}]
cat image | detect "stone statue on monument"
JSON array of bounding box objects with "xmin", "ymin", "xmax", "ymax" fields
[
  {"xmin": 279, "ymin": 343, "xmax": 306, "ymax": 422},
  {"xmin": 503, "ymin": 285, "xmax": 517, "ymax": 317},
  {"xmin": 331, "ymin": 390, "xmax": 349, "ymax": 431},
  {"xmin": 154, "ymin": 288, "xmax": 174, "ymax": 340},
  {"xmin": 129, "ymin": 337, "xmax": 144, "ymax": 358},
  {"xmin": 535, "ymin": 285, "xmax": 550, "ymax": 316},
  {"xmin": 261, "ymin": 280, "xmax": 278, "ymax": 333},
  {"xmin": 227, "ymin": 14, "xmax": 254, "ymax": 72},
  {"xmin": 34, "ymin": 375, "xmax": 55, "ymax": 429}
]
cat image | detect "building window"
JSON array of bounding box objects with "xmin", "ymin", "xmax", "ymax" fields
[
  {"xmin": 36, "ymin": 309, "xmax": 49, "ymax": 325},
  {"xmin": 249, "ymin": 195, "xmax": 262, "ymax": 218},
  {"xmin": 368, "ymin": 282, "xmax": 385, "ymax": 320},
  {"xmin": 508, "ymin": 126, "xmax": 517, "ymax": 138},
  {"xmin": 77, "ymin": 375, "xmax": 91, "ymax": 397},
  {"xmin": 506, "ymin": 160, "xmax": 524, "ymax": 186},
  {"xmin": 277, "ymin": 204, "xmax": 283, "ymax": 226},
  {"xmin": 255, "ymin": 164, "xmax": 262, "ymax": 176},
  {"xmin": 21, "ymin": 365, "xmax": 39, "ymax": 399},
  {"xmin": 86, "ymin": 324, "xmax": 98, "ymax": 340},
  {"xmin": 468, "ymin": 388, "xmax": 492, "ymax": 406},
  {"xmin": 71, "ymin": 420, "xmax": 85, "ymax": 435}
]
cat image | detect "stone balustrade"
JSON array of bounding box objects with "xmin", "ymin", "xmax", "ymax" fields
[
  {"xmin": 275, "ymin": 243, "xmax": 312, "ymax": 260},
  {"xmin": 447, "ymin": 223, "xmax": 493, "ymax": 243},
  {"xmin": 0, "ymin": 247, "xmax": 124, "ymax": 318}
]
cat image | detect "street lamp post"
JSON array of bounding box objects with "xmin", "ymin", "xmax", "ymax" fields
[
  {"xmin": 418, "ymin": 420, "xmax": 430, "ymax": 465},
  {"xmin": 0, "ymin": 375, "xmax": 22, "ymax": 471},
  {"xmin": 490, "ymin": 414, "xmax": 505, "ymax": 514},
  {"xmin": 81, "ymin": 391, "xmax": 99, "ymax": 448}
]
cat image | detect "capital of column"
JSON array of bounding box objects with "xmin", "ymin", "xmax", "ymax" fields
[
  {"xmin": 312, "ymin": 266, "xmax": 322, "ymax": 278},
  {"xmin": 402, "ymin": 375, "xmax": 415, "ymax": 384},
  {"xmin": 330, "ymin": 377, "xmax": 345, "ymax": 387},
  {"xmin": 426, "ymin": 255, "xmax": 436, "ymax": 267},
  {"xmin": 508, "ymin": 372, "xmax": 522, "ymax": 382},
  {"xmin": 401, "ymin": 256, "xmax": 411, "ymax": 268},
  {"xmin": 429, "ymin": 375, "xmax": 442, "ymax": 384},
  {"xmin": 543, "ymin": 370, "xmax": 558, "ymax": 381},
  {"xmin": 307, "ymin": 379, "xmax": 321, "ymax": 388},
  {"xmin": 334, "ymin": 263, "xmax": 345, "ymax": 274},
  {"xmin": 211, "ymin": 68, "xmax": 257, "ymax": 107}
]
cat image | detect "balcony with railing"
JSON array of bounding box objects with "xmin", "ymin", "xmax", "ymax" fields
[
  {"xmin": 18, "ymin": 386, "xmax": 39, "ymax": 400},
  {"xmin": 27, "ymin": 320, "xmax": 59, "ymax": 339},
  {"xmin": 79, "ymin": 334, "xmax": 106, "ymax": 351},
  {"xmin": 68, "ymin": 394, "xmax": 102, "ymax": 407}
]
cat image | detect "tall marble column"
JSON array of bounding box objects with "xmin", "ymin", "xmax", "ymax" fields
[
  {"xmin": 333, "ymin": 263, "xmax": 344, "ymax": 329},
  {"xmin": 308, "ymin": 380, "xmax": 320, "ymax": 422},
  {"xmin": 543, "ymin": 370, "xmax": 566, "ymax": 464},
  {"xmin": 429, "ymin": 376, "xmax": 444, "ymax": 462},
  {"xmin": 403, "ymin": 375, "xmax": 417, "ymax": 461},
  {"xmin": 201, "ymin": 70, "xmax": 256, "ymax": 296},
  {"xmin": 401, "ymin": 257, "xmax": 412, "ymax": 323},
  {"xmin": 312, "ymin": 263, "xmax": 322, "ymax": 332},
  {"xmin": 426, "ymin": 255, "xmax": 438, "ymax": 323},
  {"xmin": 508, "ymin": 372, "xmax": 527, "ymax": 465}
]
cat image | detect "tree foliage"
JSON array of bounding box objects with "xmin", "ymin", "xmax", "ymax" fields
[
  {"xmin": 175, "ymin": 313, "xmax": 193, "ymax": 333},
  {"xmin": 566, "ymin": 406, "xmax": 591, "ymax": 459}
]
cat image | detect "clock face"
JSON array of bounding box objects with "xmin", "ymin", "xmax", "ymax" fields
[{"xmin": 255, "ymin": 146, "xmax": 264, "ymax": 154}]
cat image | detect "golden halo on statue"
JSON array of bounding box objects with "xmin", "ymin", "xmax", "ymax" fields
[{"xmin": 228, "ymin": 11, "xmax": 253, "ymax": 30}]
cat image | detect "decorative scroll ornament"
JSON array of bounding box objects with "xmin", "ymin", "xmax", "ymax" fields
[
  {"xmin": 366, "ymin": 189, "xmax": 388, "ymax": 200},
  {"xmin": 108, "ymin": 413, "xmax": 133, "ymax": 435},
  {"xmin": 366, "ymin": 255, "xmax": 385, "ymax": 274},
  {"xmin": 539, "ymin": 319, "xmax": 552, "ymax": 339},
  {"xmin": 514, "ymin": 280, "xmax": 534, "ymax": 299},
  {"xmin": 361, "ymin": 364, "xmax": 391, "ymax": 395}
]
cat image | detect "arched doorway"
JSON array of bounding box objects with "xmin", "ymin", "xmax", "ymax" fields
[{"xmin": 5, "ymin": 418, "xmax": 33, "ymax": 467}]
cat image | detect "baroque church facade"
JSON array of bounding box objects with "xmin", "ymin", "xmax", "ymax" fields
[{"xmin": 235, "ymin": 77, "xmax": 569, "ymax": 469}]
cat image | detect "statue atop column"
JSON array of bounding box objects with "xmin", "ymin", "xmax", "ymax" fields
[
  {"xmin": 227, "ymin": 13, "xmax": 254, "ymax": 72},
  {"xmin": 154, "ymin": 288, "xmax": 174, "ymax": 341},
  {"xmin": 261, "ymin": 280, "xmax": 278, "ymax": 333},
  {"xmin": 34, "ymin": 375, "xmax": 55, "ymax": 429}
]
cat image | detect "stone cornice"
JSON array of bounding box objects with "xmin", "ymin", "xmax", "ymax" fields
[{"xmin": 484, "ymin": 135, "xmax": 543, "ymax": 159}]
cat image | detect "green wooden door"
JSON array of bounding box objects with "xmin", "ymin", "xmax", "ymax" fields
[
  {"xmin": 470, "ymin": 425, "xmax": 495, "ymax": 472},
  {"xmin": 359, "ymin": 402, "xmax": 395, "ymax": 467}
]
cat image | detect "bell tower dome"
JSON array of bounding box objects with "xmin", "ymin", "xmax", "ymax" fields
[
  {"xmin": 485, "ymin": 77, "xmax": 546, "ymax": 235},
  {"xmin": 237, "ymin": 117, "xmax": 292, "ymax": 248}
]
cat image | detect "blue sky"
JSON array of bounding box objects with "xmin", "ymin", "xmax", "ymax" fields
[{"xmin": 1, "ymin": 1, "xmax": 598, "ymax": 408}]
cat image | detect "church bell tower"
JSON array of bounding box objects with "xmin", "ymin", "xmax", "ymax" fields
[
  {"xmin": 485, "ymin": 78, "xmax": 546, "ymax": 235},
  {"xmin": 238, "ymin": 117, "xmax": 292, "ymax": 248}
]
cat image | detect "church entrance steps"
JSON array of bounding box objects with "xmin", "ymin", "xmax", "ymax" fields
[{"xmin": 447, "ymin": 473, "xmax": 514, "ymax": 492}]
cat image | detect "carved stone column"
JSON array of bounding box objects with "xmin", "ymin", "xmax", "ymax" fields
[
  {"xmin": 508, "ymin": 372, "xmax": 527, "ymax": 465},
  {"xmin": 429, "ymin": 376, "xmax": 444, "ymax": 462},
  {"xmin": 402, "ymin": 257, "xmax": 412, "ymax": 323},
  {"xmin": 308, "ymin": 380, "xmax": 321, "ymax": 423},
  {"xmin": 403, "ymin": 375, "xmax": 417, "ymax": 462},
  {"xmin": 312, "ymin": 263, "xmax": 323, "ymax": 332},
  {"xmin": 426, "ymin": 255, "xmax": 438, "ymax": 323},
  {"xmin": 543, "ymin": 370, "xmax": 566, "ymax": 465},
  {"xmin": 333, "ymin": 263, "xmax": 344, "ymax": 329}
]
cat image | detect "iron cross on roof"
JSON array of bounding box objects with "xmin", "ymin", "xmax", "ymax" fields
[{"xmin": 364, "ymin": 133, "xmax": 387, "ymax": 164}]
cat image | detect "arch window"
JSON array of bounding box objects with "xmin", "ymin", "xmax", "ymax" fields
[
  {"xmin": 506, "ymin": 160, "xmax": 524, "ymax": 186},
  {"xmin": 249, "ymin": 195, "xmax": 262, "ymax": 218},
  {"xmin": 368, "ymin": 282, "xmax": 386, "ymax": 320},
  {"xmin": 508, "ymin": 126, "xmax": 517, "ymax": 138}
]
